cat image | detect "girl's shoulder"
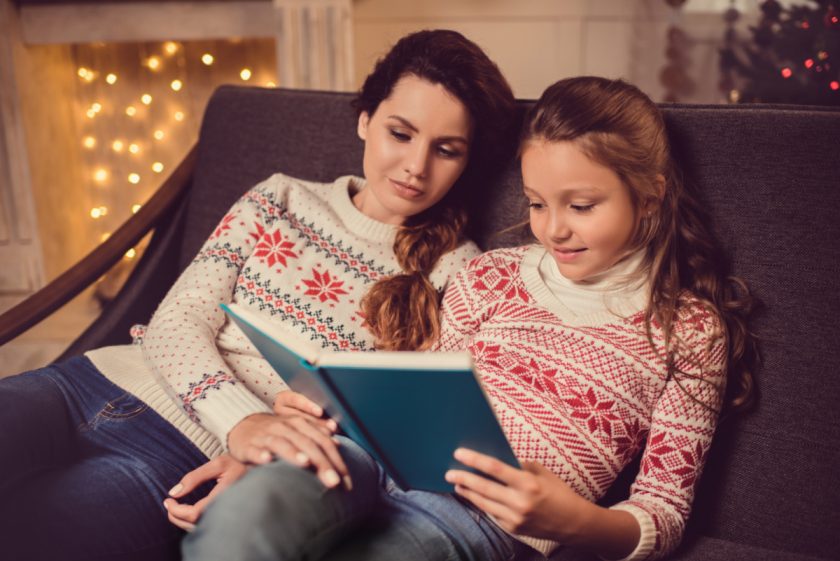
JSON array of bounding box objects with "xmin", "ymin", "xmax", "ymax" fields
[
  {"xmin": 673, "ymin": 290, "xmax": 725, "ymax": 342},
  {"xmin": 462, "ymin": 244, "xmax": 533, "ymax": 272}
]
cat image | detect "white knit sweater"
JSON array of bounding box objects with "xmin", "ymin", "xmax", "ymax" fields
[{"xmin": 87, "ymin": 174, "xmax": 479, "ymax": 456}]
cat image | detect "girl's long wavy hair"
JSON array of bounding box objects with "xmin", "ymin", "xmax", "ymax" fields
[
  {"xmin": 521, "ymin": 76, "xmax": 757, "ymax": 410},
  {"xmin": 353, "ymin": 30, "xmax": 516, "ymax": 351}
]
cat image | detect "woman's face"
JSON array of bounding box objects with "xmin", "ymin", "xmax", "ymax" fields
[{"xmin": 354, "ymin": 74, "xmax": 473, "ymax": 225}]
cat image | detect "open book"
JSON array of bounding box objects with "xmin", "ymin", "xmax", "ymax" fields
[{"xmin": 222, "ymin": 302, "xmax": 519, "ymax": 493}]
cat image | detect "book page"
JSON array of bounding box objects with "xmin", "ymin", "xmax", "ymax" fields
[{"xmin": 222, "ymin": 303, "xmax": 321, "ymax": 365}]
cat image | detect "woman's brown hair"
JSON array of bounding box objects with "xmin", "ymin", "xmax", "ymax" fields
[
  {"xmin": 353, "ymin": 30, "xmax": 516, "ymax": 350},
  {"xmin": 521, "ymin": 76, "xmax": 757, "ymax": 410}
]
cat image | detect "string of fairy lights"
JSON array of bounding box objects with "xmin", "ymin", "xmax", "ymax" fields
[{"xmin": 75, "ymin": 39, "xmax": 277, "ymax": 265}]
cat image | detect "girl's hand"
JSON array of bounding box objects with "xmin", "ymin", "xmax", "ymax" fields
[
  {"xmin": 163, "ymin": 453, "xmax": 249, "ymax": 531},
  {"xmin": 227, "ymin": 412, "xmax": 351, "ymax": 490},
  {"xmin": 445, "ymin": 448, "xmax": 592, "ymax": 542}
]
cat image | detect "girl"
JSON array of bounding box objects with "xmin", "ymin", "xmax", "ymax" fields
[
  {"xmin": 0, "ymin": 30, "xmax": 516, "ymax": 561},
  {"xmin": 182, "ymin": 77, "xmax": 755, "ymax": 561}
]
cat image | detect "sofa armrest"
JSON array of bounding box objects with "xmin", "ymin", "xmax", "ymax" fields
[{"xmin": 0, "ymin": 144, "xmax": 196, "ymax": 347}]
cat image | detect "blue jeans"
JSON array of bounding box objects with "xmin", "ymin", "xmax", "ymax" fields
[
  {"xmin": 0, "ymin": 356, "xmax": 211, "ymax": 561},
  {"xmin": 183, "ymin": 436, "xmax": 529, "ymax": 561}
]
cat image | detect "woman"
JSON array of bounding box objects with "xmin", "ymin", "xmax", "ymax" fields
[{"xmin": 0, "ymin": 29, "xmax": 516, "ymax": 561}]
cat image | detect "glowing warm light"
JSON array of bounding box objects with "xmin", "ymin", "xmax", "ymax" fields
[
  {"xmin": 265, "ymin": 81, "xmax": 276, "ymax": 88},
  {"xmin": 152, "ymin": 162, "xmax": 164, "ymax": 173},
  {"xmin": 170, "ymin": 79, "xmax": 183, "ymax": 92},
  {"xmin": 77, "ymin": 67, "xmax": 95, "ymax": 82},
  {"xmin": 728, "ymin": 89, "xmax": 740, "ymax": 103},
  {"xmin": 163, "ymin": 41, "xmax": 179, "ymax": 55},
  {"xmin": 129, "ymin": 143, "xmax": 140, "ymax": 154},
  {"xmin": 831, "ymin": 81, "xmax": 840, "ymax": 91},
  {"xmin": 112, "ymin": 140, "xmax": 124, "ymax": 152},
  {"xmin": 125, "ymin": 248, "xmax": 137, "ymax": 259},
  {"xmin": 83, "ymin": 136, "xmax": 96, "ymax": 149},
  {"xmin": 100, "ymin": 232, "xmax": 111, "ymax": 242},
  {"xmin": 93, "ymin": 168, "xmax": 109, "ymax": 183},
  {"xmin": 91, "ymin": 103, "xmax": 103, "ymax": 113},
  {"xmin": 153, "ymin": 130, "xmax": 165, "ymax": 140},
  {"xmin": 240, "ymin": 68, "xmax": 252, "ymax": 81},
  {"xmin": 90, "ymin": 206, "xmax": 108, "ymax": 219},
  {"xmin": 132, "ymin": 204, "xmax": 142, "ymax": 214},
  {"xmin": 147, "ymin": 56, "xmax": 161, "ymax": 70},
  {"xmin": 141, "ymin": 94, "xmax": 153, "ymax": 105},
  {"xmin": 174, "ymin": 111, "xmax": 185, "ymax": 121},
  {"xmin": 201, "ymin": 53, "xmax": 214, "ymax": 65},
  {"xmin": 818, "ymin": 51, "xmax": 829, "ymax": 61},
  {"xmin": 126, "ymin": 106, "xmax": 137, "ymax": 117},
  {"xmin": 128, "ymin": 173, "xmax": 141, "ymax": 184},
  {"xmin": 86, "ymin": 109, "xmax": 97, "ymax": 119},
  {"xmin": 805, "ymin": 59, "xmax": 815, "ymax": 69},
  {"xmin": 781, "ymin": 67, "xmax": 793, "ymax": 78},
  {"xmin": 106, "ymin": 73, "xmax": 118, "ymax": 85}
]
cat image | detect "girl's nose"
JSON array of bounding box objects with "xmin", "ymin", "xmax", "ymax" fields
[{"xmin": 549, "ymin": 213, "xmax": 571, "ymax": 240}]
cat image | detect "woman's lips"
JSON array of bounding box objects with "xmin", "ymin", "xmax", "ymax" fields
[{"xmin": 389, "ymin": 178, "xmax": 424, "ymax": 199}]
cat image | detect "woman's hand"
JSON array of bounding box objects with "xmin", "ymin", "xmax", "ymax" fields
[
  {"xmin": 163, "ymin": 453, "xmax": 249, "ymax": 531},
  {"xmin": 445, "ymin": 448, "xmax": 592, "ymax": 542},
  {"xmin": 273, "ymin": 390, "xmax": 337, "ymax": 432},
  {"xmin": 227, "ymin": 411, "xmax": 350, "ymax": 490}
]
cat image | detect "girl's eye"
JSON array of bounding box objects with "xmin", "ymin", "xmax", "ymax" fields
[
  {"xmin": 389, "ymin": 129, "xmax": 411, "ymax": 142},
  {"xmin": 527, "ymin": 202, "xmax": 545, "ymax": 210},
  {"xmin": 571, "ymin": 204, "xmax": 595, "ymax": 212}
]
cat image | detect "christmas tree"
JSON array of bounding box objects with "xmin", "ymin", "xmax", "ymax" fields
[{"xmin": 720, "ymin": 0, "xmax": 840, "ymax": 105}]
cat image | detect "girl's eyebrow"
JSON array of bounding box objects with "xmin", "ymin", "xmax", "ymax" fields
[{"xmin": 386, "ymin": 115, "xmax": 469, "ymax": 145}]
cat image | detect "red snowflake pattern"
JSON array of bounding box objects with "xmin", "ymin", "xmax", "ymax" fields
[
  {"xmin": 509, "ymin": 358, "xmax": 561, "ymax": 397},
  {"xmin": 564, "ymin": 387, "xmax": 621, "ymax": 437},
  {"xmin": 302, "ymin": 269, "xmax": 349, "ymax": 303},
  {"xmin": 210, "ymin": 213, "xmax": 236, "ymax": 240},
  {"xmin": 473, "ymin": 262, "xmax": 529, "ymax": 302},
  {"xmin": 251, "ymin": 223, "xmax": 298, "ymax": 268}
]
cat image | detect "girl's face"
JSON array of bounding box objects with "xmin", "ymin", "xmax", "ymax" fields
[
  {"xmin": 522, "ymin": 140, "xmax": 638, "ymax": 282},
  {"xmin": 355, "ymin": 74, "xmax": 473, "ymax": 225}
]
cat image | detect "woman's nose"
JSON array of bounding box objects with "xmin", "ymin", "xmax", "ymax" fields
[{"xmin": 404, "ymin": 143, "xmax": 430, "ymax": 179}]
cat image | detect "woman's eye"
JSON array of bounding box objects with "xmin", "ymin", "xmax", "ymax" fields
[
  {"xmin": 436, "ymin": 146, "xmax": 462, "ymax": 158},
  {"xmin": 571, "ymin": 204, "xmax": 595, "ymax": 212},
  {"xmin": 389, "ymin": 129, "xmax": 411, "ymax": 142}
]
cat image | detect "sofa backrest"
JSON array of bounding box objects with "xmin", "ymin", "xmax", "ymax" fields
[{"xmin": 187, "ymin": 85, "xmax": 840, "ymax": 559}]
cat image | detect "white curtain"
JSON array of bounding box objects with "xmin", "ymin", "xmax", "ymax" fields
[{"xmin": 273, "ymin": 0, "xmax": 354, "ymax": 91}]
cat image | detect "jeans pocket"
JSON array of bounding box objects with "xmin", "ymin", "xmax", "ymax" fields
[{"xmin": 98, "ymin": 393, "xmax": 149, "ymax": 420}]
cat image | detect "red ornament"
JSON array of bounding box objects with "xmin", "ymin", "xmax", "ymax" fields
[
  {"xmin": 831, "ymin": 81, "xmax": 840, "ymax": 91},
  {"xmin": 781, "ymin": 67, "xmax": 792, "ymax": 78},
  {"xmin": 826, "ymin": 7, "xmax": 840, "ymax": 29},
  {"xmin": 805, "ymin": 58, "xmax": 815, "ymax": 68}
]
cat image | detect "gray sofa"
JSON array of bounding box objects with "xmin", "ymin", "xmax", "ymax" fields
[{"xmin": 57, "ymin": 86, "xmax": 840, "ymax": 560}]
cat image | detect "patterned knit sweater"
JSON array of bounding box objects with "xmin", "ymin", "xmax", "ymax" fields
[
  {"xmin": 435, "ymin": 245, "xmax": 726, "ymax": 561},
  {"xmin": 86, "ymin": 174, "xmax": 479, "ymax": 454}
]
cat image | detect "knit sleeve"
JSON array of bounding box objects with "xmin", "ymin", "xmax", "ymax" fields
[
  {"xmin": 433, "ymin": 254, "xmax": 487, "ymax": 352},
  {"xmin": 428, "ymin": 240, "xmax": 482, "ymax": 293},
  {"xmin": 141, "ymin": 179, "xmax": 283, "ymax": 446},
  {"xmin": 610, "ymin": 304, "xmax": 727, "ymax": 561}
]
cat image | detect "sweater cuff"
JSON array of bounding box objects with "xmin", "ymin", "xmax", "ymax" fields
[
  {"xmin": 605, "ymin": 503, "xmax": 657, "ymax": 561},
  {"xmin": 191, "ymin": 383, "xmax": 273, "ymax": 449}
]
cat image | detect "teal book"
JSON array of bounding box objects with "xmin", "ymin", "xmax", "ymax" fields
[{"xmin": 221, "ymin": 302, "xmax": 519, "ymax": 493}]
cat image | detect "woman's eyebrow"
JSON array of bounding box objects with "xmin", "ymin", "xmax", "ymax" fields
[{"xmin": 386, "ymin": 115, "xmax": 469, "ymax": 144}]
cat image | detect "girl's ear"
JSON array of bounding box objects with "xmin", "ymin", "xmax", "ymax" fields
[{"xmin": 357, "ymin": 111, "xmax": 370, "ymax": 141}]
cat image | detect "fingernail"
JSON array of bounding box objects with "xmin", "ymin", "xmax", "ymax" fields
[
  {"xmin": 259, "ymin": 450, "xmax": 272, "ymax": 463},
  {"xmin": 327, "ymin": 420, "xmax": 338, "ymax": 432},
  {"xmin": 343, "ymin": 475, "xmax": 354, "ymax": 491},
  {"xmin": 168, "ymin": 483, "xmax": 183, "ymax": 496},
  {"xmin": 323, "ymin": 470, "xmax": 340, "ymax": 487},
  {"xmin": 445, "ymin": 471, "xmax": 455, "ymax": 482},
  {"xmin": 313, "ymin": 405, "xmax": 324, "ymax": 416},
  {"xmin": 295, "ymin": 452, "xmax": 309, "ymax": 465}
]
